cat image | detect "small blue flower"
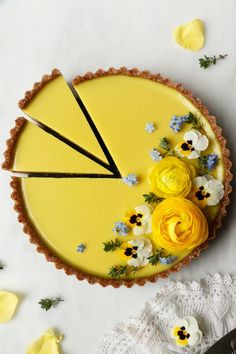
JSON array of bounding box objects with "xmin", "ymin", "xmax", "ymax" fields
[
  {"xmin": 77, "ymin": 243, "xmax": 86, "ymax": 253},
  {"xmin": 159, "ymin": 255, "xmax": 177, "ymax": 264},
  {"xmin": 112, "ymin": 222, "xmax": 129, "ymax": 236},
  {"xmin": 206, "ymin": 154, "xmax": 219, "ymax": 170},
  {"xmin": 150, "ymin": 148, "xmax": 163, "ymax": 161},
  {"xmin": 169, "ymin": 115, "xmax": 188, "ymax": 133},
  {"xmin": 145, "ymin": 122, "xmax": 156, "ymax": 133},
  {"xmin": 122, "ymin": 173, "xmax": 138, "ymax": 186}
]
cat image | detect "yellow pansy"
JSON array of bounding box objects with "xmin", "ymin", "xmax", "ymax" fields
[
  {"xmin": 152, "ymin": 197, "xmax": 208, "ymax": 252},
  {"xmin": 0, "ymin": 291, "xmax": 18, "ymax": 323},
  {"xmin": 26, "ymin": 328, "xmax": 63, "ymax": 354},
  {"xmin": 147, "ymin": 157, "xmax": 195, "ymax": 198}
]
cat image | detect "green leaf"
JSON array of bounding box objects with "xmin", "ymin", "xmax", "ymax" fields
[
  {"xmin": 147, "ymin": 254, "xmax": 160, "ymax": 266},
  {"xmin": 143, "ymin": 192, "xmax": 163, "ymax": 204},
  {"xmin": 38, "ymin": 297, "xmax": 64, "ymax": 311},
  {"xmin": 199, "ymin": 54, "xmax": 228, "ymax": 69},
  {"xmin": 108, "ymin": 265, "xmax": 128, "ymax": 279},
  {"xmin": 185, "ymin": 112, "xmax": 203, "ymax": 130},
  {"xmin": 159, "ymin": 137, "xmax": 171, "ymax": 151},
  {"xmin": 0, "ymin": 261, "xmax": 3, "ymax": 270},
  {"xmin": 103, "ymin": 239, "xmax": 122, "ymax": 252}
]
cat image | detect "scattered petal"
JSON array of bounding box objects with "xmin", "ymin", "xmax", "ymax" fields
[
  {"xmin": 173, "ymin": 19, "xmax": 205, "ymax": 51},
  {"xmin": 0, "ymin": 291, "xmax": 18, "ymax": 323},
  {"xmin": 26, "ymin": 328, "xmax": 63, "ymax": 354}
]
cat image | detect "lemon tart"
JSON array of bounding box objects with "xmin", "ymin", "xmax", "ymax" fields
[{"xmin": 3, "ymin": 68, "xmax": 232, "ymax": 287}]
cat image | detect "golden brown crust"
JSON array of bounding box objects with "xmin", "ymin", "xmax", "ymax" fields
[
  {"xmin": 9, "ymin": 67, "xmax": 233, "ymax": 287},
  {"xmin": 2, "ymin": 117, "xmax": 27, "ymax": 170},
  {"xmin": 18, "ymin": 68, "xmax": 61, "ymax": 109}
]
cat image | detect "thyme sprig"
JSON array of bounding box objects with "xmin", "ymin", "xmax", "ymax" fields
[
  {"xmin": 159, "ymin": 137, "xmax": 171, "ymax": 151},
  {"xmin": 38, "ymin": 297, "xmax": 64, "ymax": 311},
  {"xmin": 0, "ymin": 261, "xmax": 4, "ymax": 270},
  {"xmin": 108, "ymin": 265, "xmax": 128, "ymax": 278},
  {"xmin": 185, "ymin": 112, "xmax": 203, "ymax": 130},
  {"xmin": 143, "ymin": 192, "xmax": 164, "ymax": 205},
  {"xmin": 159, "ymin": 137, "xmax": 177, "ymax": 157},
  {"xmin": 199, "ymin": 54, "xmax": 228, "ymax": 69},
  {"xmin": 108, "ymin": 265, "xmax": 141, "ymax": 278},
  {"xmin": 103, "ymin": 239, "xmax": 122, "ymax": 252}
]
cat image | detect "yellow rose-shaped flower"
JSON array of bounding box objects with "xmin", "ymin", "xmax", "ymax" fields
[
  {"xmin": 148, "ymin": 157, "xmax": 195, "ymax": 198},
  {"xmin": 152, "ymin": 197, "xmax": 208, "ymax": 252}
]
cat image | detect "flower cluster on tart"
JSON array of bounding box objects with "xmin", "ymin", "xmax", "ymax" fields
[{"xmin": 2, "ymin": 67, "xmax": 232, "ymax": 287}]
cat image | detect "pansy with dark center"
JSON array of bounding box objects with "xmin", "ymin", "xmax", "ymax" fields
[
  {"xmin": 177, "ymin": 326, "xmax": 190, "ymax": 341},
  {"xmin": 129, "ymin": 213, "xmax": 143, "ymax": 227},
  {"xmin": 124, "ymin": 246, "xmax": 138, "ymax": 259},
  {"xmin": 181, "ymin": 139, "xmax": 195, "ymax": 152},
  {"xmin": 195, "ymin": 186, "xmax": 210, "ymax": 201}
]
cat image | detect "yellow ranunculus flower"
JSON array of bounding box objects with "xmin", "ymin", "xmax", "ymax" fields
[
  {"xmin": 147, "ymin": 157, "xmax": 195, "ymax": 198},
  {"xmin": 152, "ymin": 197, "xmax": 208, "ymax": 252}
]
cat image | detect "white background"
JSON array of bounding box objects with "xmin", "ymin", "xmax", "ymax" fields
[{"xmin": 0, "ymin": 0, "xmax": 235, "ymax": 353}]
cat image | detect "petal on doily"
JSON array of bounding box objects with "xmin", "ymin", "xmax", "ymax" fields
[
  {"xmin": 188, "ymin": 329, "xmax": 202, "ymax": 346},
  {"xmin": 185, "ymin": 316, "xmax": 199, "ymax": 330},
  {"xmin": 173, "ymin": 319, "xmax": 189, "ymax": 331}
]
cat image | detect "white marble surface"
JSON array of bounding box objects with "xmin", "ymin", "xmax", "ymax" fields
[{"xmin": 0, "ymin": 0, "xmax": 235, "ymax": 353}]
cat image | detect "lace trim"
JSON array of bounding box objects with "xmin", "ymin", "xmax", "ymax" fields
[{"xmin": 97, "ymin": 274, "xmax": 236, "ymax": 354}]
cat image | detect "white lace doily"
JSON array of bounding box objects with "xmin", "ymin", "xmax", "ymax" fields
[{"xmin": 97, "ymin": 274, "xmax": 236, "ymax": 354}]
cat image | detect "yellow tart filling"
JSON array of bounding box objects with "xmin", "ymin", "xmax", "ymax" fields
[
  {"xmin": 10, "ymin": 120, "xmax": 111, "ymax": 175},
  {"xmin": 20, "ymin": 74, "xmax": 108, "ymax": 165}
]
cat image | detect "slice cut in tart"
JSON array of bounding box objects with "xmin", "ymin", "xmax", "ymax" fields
[
  {"xmin": 3, "ymin": 68, "xmax": 232, "ymax": 287},
  {"xmin": 2, "ymin": 118, "xmax": 112, "ymax": 176},
  {"xmin": 18, "ymin": 69, "xmax": 117, "ymax": 172}
]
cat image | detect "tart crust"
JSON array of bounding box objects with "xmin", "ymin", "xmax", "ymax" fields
[
  {"xmin": 7, "ymin": 67, "xmax": 233, "ymax": 287},
  {"xmin": 2, "ymin": 117, "xmax": 26, "ymax": 170},
  {"xmin": 18, "ymin": 68, "xmax": 61, "ymax": 109}
]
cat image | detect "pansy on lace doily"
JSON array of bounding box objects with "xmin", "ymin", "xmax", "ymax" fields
[{"xmin": 97, "ymin": 274, "xmax": 236, "ymax": 354}]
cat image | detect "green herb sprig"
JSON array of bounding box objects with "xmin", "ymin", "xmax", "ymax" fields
[
  {"xmin": 103, "ymin": 239, "xmax": 122, "ymax": 252},
  {"xmin": 108, "ymin": 265, "xmax": 128, "ymax": 278},
  {"xmin": 147, "ymin": 253, "xmax": 160, "ymax": 266},
  {"xmin": 38, "ymin": 297, "xmax": 64, "ymax": 311},
  {"xmin": 0, "ymin": 261, "xmax": 4, "ymax": 270},
  {"xmin": 199, "ymin": 54, "xmax": 228, "ymax": 69},
  {"xmin": 143, "ymin": 192, "xmax": 163, "ymax": 205},
  {"xmin": 185, "ymin": 112, "xmax": 203, "ymax": 130},
  {"xmin": 108, "ymin": 265, "xmax": 140, "ymax": 278},
  {"xmin": 159, "ymin": 137, "xmax": 171, "ymax": 151}
]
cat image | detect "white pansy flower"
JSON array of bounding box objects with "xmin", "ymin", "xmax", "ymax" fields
[
  {"xmin": 175, "ymin": 130, "xmax": 209, "ymax": 159},
  {"xmin": 171, "ymin": 316, "xmax": 202, "ymax": 347},
  {"xmin": 125, "ymin": 205, "xmax": 152, "ymax": 236},
  {"xmin": 191, "ymin": 174, "xmax": 224, "ymax": 208},
  {"xmin": 120, "ymin": 237, "xmax": 153, "ymax": 267}
]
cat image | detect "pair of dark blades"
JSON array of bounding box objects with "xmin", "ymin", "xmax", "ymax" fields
[{"xmin": 204, "ymin": 329, "xmax": 236, "ymax": 353}]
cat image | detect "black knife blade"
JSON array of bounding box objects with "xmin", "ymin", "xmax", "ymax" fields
[{"xmin": 205, "ymin": 328, "xmax": 236, "ymax": 353}]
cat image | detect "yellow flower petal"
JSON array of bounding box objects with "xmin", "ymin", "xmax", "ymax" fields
[
  {"xmin": 0, "ymin": 291, "xmax": 18, "ymax": 323},
  {"xmin": 176, "ymin": 336, "xmax": 188, "ymax": 347},
  {"xmin": 173, "ymin": 19, "xmax": 205, "ymax": 51},
  {"xmin": 123, "ymin": 210, "xmax": 136, "ymax": 228},
  {"xmin": 172, "ymin": 326, "xmax": 181, "ymax": 337},
  {"xmin": 152, "ymin": 197, "xmax": 208, "ymax": 252},
  {"xmin": 26, "ymin": 328, "xmax": 63, "ymax": 354},
  {"xmin": 148, "ymin": 157, "xmax": 194, "ymax": 198}
]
